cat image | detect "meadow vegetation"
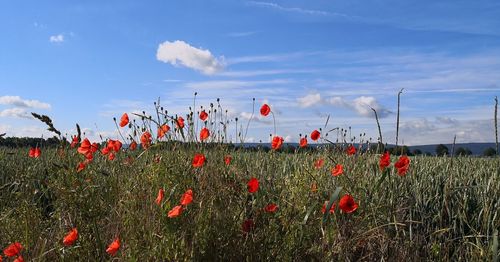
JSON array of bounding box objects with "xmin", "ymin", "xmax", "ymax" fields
[{"xmin": 0, "ymin": 97, "xmax": 499, "ymax": 261}]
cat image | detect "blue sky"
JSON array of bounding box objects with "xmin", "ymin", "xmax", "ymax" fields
[{"xmin": 0, "ymin": 0, "xmax": 499, "ymax": 145}]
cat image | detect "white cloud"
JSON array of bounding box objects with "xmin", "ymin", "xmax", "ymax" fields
[
  {"xmin": 99, "ymin": 99, "xmax": 151, "ymax": 118},
  {"xmin": 156, "ymin": 40, "xmax": 225, "ymax": 75},
  {"xmin": 0, "ymin": 125, "xmax": 52, "ymax": 137},
  {"xmin": 387, "ymin": 118, "xmax": 495, "ymax": 145},
  {"xmin": 327, "ymin": 96, "xmax": 348, "ymax": 107},
  {"xmin": 49, "ymin": 34, "xmax": 64, "ymax": 43},
  {"xmin": 239, "ymin": 111, "xmax": 272, "ymax": 124},
  {"xmin": 435, "ymin": 116, "xmax": 459, "ymax": 125},
  {"xmin": 297, "ymin": 93, "xmax": 391, "ymax": 118},
  {"xmin": 351, "ymin": 96, "xmax": 391, "ymax": 118},
  {"xmin": 0, "ymin": 108, "xmax": 31, "ymax": 119},
  {"xmin": 0, "ymin": 96, "xmax": 51, "ymax": 109},
  {"xmin": 297, "ymin": 93, "xmax": 322, "ymax": 108}
]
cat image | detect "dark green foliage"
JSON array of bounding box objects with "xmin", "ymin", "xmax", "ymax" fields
[
  {"xmin": 483, "ymin": 147, "xmax": 497, "ymax": 157},
  {"xmin": 455, "ymin": 147, "xmax": 473, "ymax": 156},
  {"xmin": 436, "ymin": 144, "xmax": 449, "ymax": 156},
  {"xmin": 0, "ymin": 136, "xmax": 61, "ymax": 148},
  {"xmin": 412, "ymin": 149, "xmax": 423, "ymax": 155}
]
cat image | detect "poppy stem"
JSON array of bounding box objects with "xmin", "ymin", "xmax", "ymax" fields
[
  {"xmin": 113, "ymin": 119, "xmax": 127, "ymax": 145},
  {"xmin": 396, "ymin": 88, "xmax": 404, "ymax": 148},
  {"xmin": 193, "ymin": 92, "xmax": 197, "ymax": 143},
  {"xmin": 495, "ymin": 96, "xmax": 498, "ymax": 156},
  {"xmin": 271, "ymin": 111, "xmax": 277, "ymax": 136},
  {"xmin": 243, "ymin": 98, "xmax": 255, "ymax": 144}
]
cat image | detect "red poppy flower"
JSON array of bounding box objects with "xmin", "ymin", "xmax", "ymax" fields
[
  {"xmin": 70, "ymin": 135, "xmax": 79, "ymax": 148},
  {"xmin": 299, "ymin": 137, "xmax": 307, "ymax": 148},
  {"xmin": 77, "ymin": 138, "xmax": 92, "ymax": 155},
  {"xmin": 129, "ymin": 141, "xmax": 137, "ymax": 151},
  {"xmin": 107, "ymin": 139, "xmax": 122, "ymax": 152},
  {"xmin": 224, "ymin": 155, "xmax": 232, "ymax": 165},
  {"xmin": 346, "ymin": 145, "xmax": 357, "ymax": 155},
  {"xmin": 91, "ymin": 142, "xmax": 99, "ymax": 153},
  {"xmin": 28, "ymin": 147, "xmax": 35, "ymax": 158},
  {"xmin": 157, "ymin": 124, "xmax": 170, "ymax": 139},
  {"xmin": 101, "ymin": 146, "xmax": 110, "ymax": 155},
  {"xmin": 34, "ymin": 147, "xmax": 41, "ymax": 158},
  {"xmin": 180, "ymin": 189, "xmax": 193, "ymax": 206},
  {"xmin": 200, "ymin": 127, "xmax": 210, "ymax": 141},
  {"xmin": 379, "ymin": 151, "xmax": 391, "ymax": 171},
  {"xmin": 260, "ymin": 104, "xmax": 271, "ymax": 116},
  {"xmin": 63, "ymin": 228, "xmax": 78, "ymax": 246},
  {"xmin": 108, "ymin": 153, "xmax": 115, "ymax": 161},
  {"xmin": 310, "ymin": 130, "xmax": 320, "ymax": 141},
  {"xmin": 140, "ymin": 131, "xmax": 152, "ymax": 149},
  {"xmin": 76, "ymin": 162, "xmax": 86, "ymax": 173},
  {"xmin": 13, "ymin": 256, "xmax": 23, "ymax": 262},
  {"xmin": 199, "ymin": 110, "xmax": 208, "ymax": 121},
  {"xmin": 29, "ymin": 147, "xmax": 41, "ymax": 158},
  {"xmin": 3, "ymin": 242, "xmax": 22, "ymax": 257},
  {"xmin": 331, "ymin": 164, "xmax": 343, "ymax": 177},
  {"xmin": 321, "ymin": 201, "xmax": 336, "ymax": 214},
  {"xmin": 242, "ymin": 219, "xmax": 255, "ymax": 233},
  {"xmin": 271, "ymin": 136, "xmax": 284, "ymax": 150},
  {"xmin": 106, "ymin": 238, "xmax": 120, "ymax": 256},
  {"xmin": 264, "ymin": 203, "xmax": 278, "ymax": 213},
  {"xmin": 176, "ymin": 116, "xmax": 185, "ymax": 129},
  {"xmin": 155, "ymin": 188, "xmax": 164, "ymax": 206},
  {"xmin": 394, "ymin": 155, "xmax": 410, "ymax": 176},
  {"xmin": 192, "ymin": 153, "xmax": 206, "ymax": 168},
  {"xmin": 339, "ymin": 194, "xmax": 359, "ymax": 213},
  {"xmin": 168, "ymin": 205, "xmax": 183, "ymax": 218},
  {"xmin": 119, "ymin": 113, "xmax": 129, "ymax": 127},
  {"xmin": 314, "ymin": 158, "xmax": 324, "ymax": 169},
  {"xmin": 247, "ymin": 177, "xmax": 259, "ymax": 193}
]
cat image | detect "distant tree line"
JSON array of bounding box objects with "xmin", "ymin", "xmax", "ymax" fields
[
  {"xmin": 1, "ymin": 136, "xmax": 498, "ymax": 157},
  {"xmin": 0, "ymin": 136, "xmax": 63, "ymax": 148},
  {"xmin": 434, "ymin": 144, "xmax": 496, "ymax": 157}
]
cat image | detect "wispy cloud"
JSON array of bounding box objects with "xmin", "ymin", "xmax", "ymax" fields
[
  {"xmin": 162, "ymin": 79, "xmax": 183, "ymax": 83},
  {"xmin": 0, "ymin": 96, "xmax": 51, "ymax": 109},
  {"xmin": 219, "ymin": 68, "xmax": 317, "ymax": 77},
  {"xmin": 0, "ymin": 108, "xmax": 32, "ymax": 119},
  {"xmin": 184, "ymin": 79, "xmax": 291, "ymax": 90},
  {"xmin": 226, "ymin": 50, "xmax": 323, "ymax": 65},
  {"xmin": 156, "ymin": 40, "xmax": 225, "ymax": 75},
  {"xmin": 246, "ymin": 1, "xmax": 352, "ymax": 17},
  {"xmin": 297, "ymin": 93, "xmax": 391, "ymax": 118},
  {"xmin": 385, "ymin": 118, "xmax": 495, "ymax": 145},
  {"xmin": 297, "ymin": 93, "xmax": 322, "ymax": 108},
  {"xmin": 49, "ymin": 34, "xmax": 64, "ymax": 43},
  {"xmin": 227, "ymin": 31, "xmax": 258, "ymax": 37},
  {"xmin": 99, "ymin": 99, "xmax": 152, "ymax": 118}
]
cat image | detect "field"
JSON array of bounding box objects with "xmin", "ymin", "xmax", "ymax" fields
[{"xmin": 1, "ymin": 140, "xmax": 499, "ymax": 261}]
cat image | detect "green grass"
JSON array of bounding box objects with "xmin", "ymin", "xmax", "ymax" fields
[{"xmin": 0, "ymin": 144, "xmax": 499, "ymax": 261}]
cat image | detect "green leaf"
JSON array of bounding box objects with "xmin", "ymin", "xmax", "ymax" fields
[
  {"xmin": 375, "ymin": 168, "xmax": 390, "ymax": 191},
  {"xmin": 322, "ymin": 186, "xmax": 342, "ymax": 225},
  {"xmin": 493, "ymin": 229, "xmax": 498, "ymax": 262},
  {"xmin": 302, "ymin": 204, "xmax": 316, "ymax": 225}
]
